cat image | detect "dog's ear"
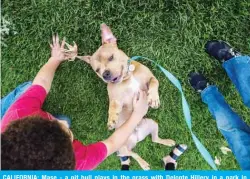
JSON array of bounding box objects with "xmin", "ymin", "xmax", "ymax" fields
[
  {"xmin": 79, "ymin": 56, "xmax": 91, "ymax": 64},
  {"xmin": 101, "ymin": 23, "xmax": 117, "ymax": 45}
]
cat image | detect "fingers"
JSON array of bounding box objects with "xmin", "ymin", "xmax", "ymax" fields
[
  {"xmin": 65, "ymin": 41, "xmax": 73, "ymax": 49},
  {"xmin": 52, "ymin": 34, "xmax": 56, "ymax": 45},
  {"xmin": 52, "ymin": 34, "xmax": 59, "ymax": 47},
  {"xmin": 50, "ymin": 33, "xmax": 77, "ymax": 61},
  {"xmin": 63, "ymin": 49, "xmax": 74, "ymax": 53},
  {"xmin": 133, "ymin": 90, "xmax": 148, "ymax": 118},
  {"xmin": 73, "ymin": 41, "xmax": 77, "ymax": 48},
  {"xmin": 64, "ymin": 52, "xmax": 76, "ymax": 61},
  {"xmin": 51, "ymin": 34, "xmax": 66, "ymax": 49},
  {"xmin": 64, "ymin": 41, "xmax": 78, "ymax": 56},
  {"xmin": 139, "ymin": 90, "xmax": 147, "ymax": 101},
  {"xmin": 61, "ymin": 37, "xmax": 66, "ymax": 49},
  {"xmin": 133, "ymin": 90, "xmax": 141, "ymax": 102},
  {"xmin": 64, "ymin": 54, "xmax": 72, "ymax": 60},
  {"xmin": 51, "ymin": 33, "xmax": 60, "ymax": 46},
  {"xmin": 133, "ymin": 92, "xmax": 138, "ymax": 107},
  {"xmin": 55, "ymin": 33, "xmax": 59, "ymax": 45},
  {"xmin": 133, "ymin": 90, "xmax": 146, "ymax": 106}
]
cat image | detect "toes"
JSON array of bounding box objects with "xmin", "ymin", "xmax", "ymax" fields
[
  {"xmin": 162, "ymin": 139, "xmax": 176, "ymax": 146},
  {"xmin": 153, "ymin": 100, "xmax": 158, "ymax": 109},
  {"xmin": 144, "ymin": 166, "xmax": 150, "ymax": 170},
  {"xmin": 147, "ymin": 98, "xmax": 152, "ymax": 106},
  {"xmin": 170, "ymin": 140, "xmax": 176, "ymax": 146},
  {"xmin": 147, "ymin": 93, "xmax": 160, "ymax": 109},
  {"xmin": 167, "ymin": 139, "xmax": 176, "ymax": 146},
  {"xmin": 107, "ymin": 120, "xmax": 117, "ymax": 130},
  {"xmin": 107, "ymin": 124, "xmax": 114, "ymax": 130},
  {"xmin": 141, "ymin": 163, "xmax": 150, "ymax": 170},
  {"xmin": 149, "ymin": 99, "xmax": 160, "ymax": 109},
  {"xmin": 156, "ymin": 99, "xmax": 160, "ymax": 108}
]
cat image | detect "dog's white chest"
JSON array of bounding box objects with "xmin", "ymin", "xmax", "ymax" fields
[
  {"xmin": 122, "ymin": 76, "xmax": 140, "ymax": 106},
  {"xmin": 127, "ymin": 76, "xmax": 140, "ymax": 93}
]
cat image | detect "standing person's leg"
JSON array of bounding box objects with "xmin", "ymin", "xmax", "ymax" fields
[
  {"xmin": 1, "ymin": 81, "xmax": 32, "ymax": 118},
  {"xmin": 189, "ymin": 72, "xmax": 250, "ymax": 170},
  {"xmin": 205, "ymin": 41, "xmax": 250, "ymax": 107},
  {"xmin": 222, "ymin": 56, "xmax": 250, "ymax": 107}
]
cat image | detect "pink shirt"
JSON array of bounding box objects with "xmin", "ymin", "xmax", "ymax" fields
[{"xmin": 1, "ymin": 85, "xmax": 107, "ymax": 170}]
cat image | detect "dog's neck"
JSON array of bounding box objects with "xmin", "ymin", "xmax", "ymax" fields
[
  {"xmin": 123, "ymin": 71, "xmax": 133, "ymax": 81},
  {"xmin": 122, "ymin": 60, "xmax": 135, "ymax": 81}
]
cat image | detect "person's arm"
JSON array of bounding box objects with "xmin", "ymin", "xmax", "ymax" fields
[
  {"xmin": 33, "ymin": 59, "xmax": 60, "ymax": 93},
  {"xmin": 102, "ymin": 91, "xmax": 149, "ymax": 156},
  {"xmin": 33, "ymin": 35, "xmax": 73, "ymax": 93}
]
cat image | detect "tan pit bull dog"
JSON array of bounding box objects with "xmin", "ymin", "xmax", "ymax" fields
[{"xmin": 71, "ymin": 24, "xmax": 175, "ymax": 170}]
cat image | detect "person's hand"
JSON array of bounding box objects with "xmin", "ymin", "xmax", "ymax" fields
[
  {"xmin": 49, "ymin": 34, "xmax": 77, "ymax": 62},
  {"xmin": 132, "ymin": 90, "xmax": 149, "ymax": 119}
]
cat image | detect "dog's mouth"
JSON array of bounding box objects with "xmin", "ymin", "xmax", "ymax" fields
[
  {"xmin": 111, "ymin": 75, "xmax": 122, "ymax": 83},
  {"xmin": 110, "ymin": 65, "xmax": 124, "ymax": 84}
]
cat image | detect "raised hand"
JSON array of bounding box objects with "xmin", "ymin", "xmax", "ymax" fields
[{"xmin": 50, "ymin": 34, "xmax": 77, "ymax": 61}]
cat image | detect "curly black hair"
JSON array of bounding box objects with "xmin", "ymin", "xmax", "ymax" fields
[{"xmin": 1, "ymin": 116, "xmax": 75, "ymax": 170}]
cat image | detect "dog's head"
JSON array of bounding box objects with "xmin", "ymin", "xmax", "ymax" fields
[{"xmin": 82, "ymin": 24, "xmax": 130, "ymax": 84}]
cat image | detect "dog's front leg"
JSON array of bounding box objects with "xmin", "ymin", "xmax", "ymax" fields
[
  {"xmin": 147, "ymin": 77, "xmax": 160, "ymax": 109},
  {"xmin": 108, "ymin": 99, "xmax": 122, "ymax": 130}
]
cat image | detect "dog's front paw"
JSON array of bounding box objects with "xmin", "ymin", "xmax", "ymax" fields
[
  {"xmin": 107, "ymin": 114, "xmax": 119, "ymax": 130},
  {"xmin": 147, "ymin": 90, "xmax": 160, "ymax": 109}
]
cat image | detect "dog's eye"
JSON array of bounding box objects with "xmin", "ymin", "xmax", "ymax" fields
[
  {"xmin": 96, "ymin": 68, "xmax": 100, "ymax": 73},
  {"xmin": 108, "ymin": 55, "xmax": 114, "ymax": 61}
]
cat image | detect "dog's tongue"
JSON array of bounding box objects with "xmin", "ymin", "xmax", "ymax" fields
[{"xmin": 101, "ymin": 23, "xmax": 117, "ymax": 44}]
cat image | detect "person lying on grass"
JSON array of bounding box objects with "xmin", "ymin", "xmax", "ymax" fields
[{"xmin": 1, "ymin": 35, "xmax": 149, "ymax": 170}]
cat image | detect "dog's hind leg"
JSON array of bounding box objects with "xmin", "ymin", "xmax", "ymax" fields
[
  {"xmin": 119, "ymin": 151, "xmax": 150, "ymax": 170},
  {"xmin": 148, "ymin": 119, "xmax": 176, "ymax": 146},
  {"xmin": 129, "ymin": 151, "xmax": 150, "ymax": 170},
  {"xmin": 117, "ymin": 134, "xmax": 137, "ymax": 170},
  {"xmin": 118, "ymin": 145, "xmax": 150, "ymax": 170}
]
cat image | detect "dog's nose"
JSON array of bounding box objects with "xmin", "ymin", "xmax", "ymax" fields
[{"xmin": 103, "ymin": 70, "xmax": 112, "ymax": 80}]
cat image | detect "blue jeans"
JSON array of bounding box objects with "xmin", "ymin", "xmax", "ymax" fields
[
  {"xmin": 1, "ymin": 81, "xmax": 32, "ymax": 118},
  {"xmin": 223, "ymin": 56, "xmax": 250, "ymax": 107},
  {"xmin": 1, "ymin": 82, "xmax": 71, "ymax": 127},
  {"xmin": 201, "ymin": 56, "xmax": 250, "ymax": 170}
]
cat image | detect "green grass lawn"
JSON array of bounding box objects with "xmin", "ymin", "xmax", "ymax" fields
[{"xmin": 2, "ymin": 0, "xmax": 250, "ymax": 170}]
